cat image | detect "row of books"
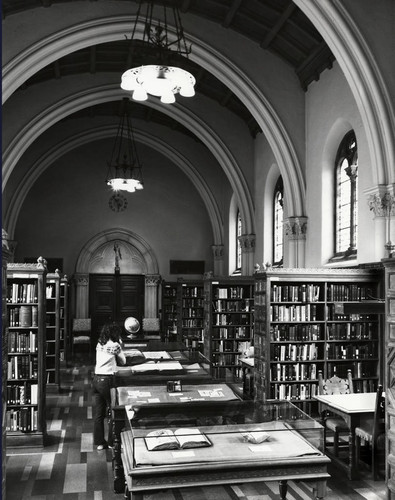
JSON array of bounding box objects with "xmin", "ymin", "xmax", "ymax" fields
[
  {"xmin": 327, "ymin": 364, "xmax": 377, "ymax": 378},
  {"xmin": 326, "ymin": 343, "xmax": 376, "ymax": 360},
  {"xmin": 7, "ymin": 382, "xmax": 38, "ymax": 405},
  {"xmin": 182, "ymin": 318, "xmax": 203, "ymax": 328},
  {"xmin": 8, "ymin": 330, "xmax": 38, "ymax": 353},
  {"xmin": 271, "ymin": 362, "xmax": 318, "ymax": 381},
  {"xmin": 327, "ymin": 322, "xmax": 374, "ymax": 339},
  {"xmin": 45, "ymin": 284, "xmax": 56, "ymax": 299},
  {"xmin": 271, "ymin": 284, "xmax": 321, "ymax": 303},
  {"xmin": 270, "ymin": 324, "xmax": 322, "ymax": 341},
  {"xmin": 182, "ymin": 309, "xmax": 203, "ymax": 319},
  {"xmin": 5, "ymin": 408, "xmax": 38, "ymax": 432},
  {"xmin": 7, "ymin": 282, "xmax": 38, "ymax": 304},
  {"xmin": 214, "ymin": 313, "xmax": 251, "ymax": 326},
  {"xmin": 8, "ymin": 356, "xmax": 38, "ymax": 379},
  {"xmin": 270, "ymin": 304, "xmax": 319, "ymax": 322},
  {"xmin": 327, "ymin": 306, "xmax": 374, "ymax": 321},
  {"xmin": 8, "ymin": 305, "xmax": 38, "ymax": 327},
  {"xmin": 182, "ymin": 298, "xmax": 204, "ymax": 308},
  {"xmin": 214, "ymin": 287, "xmax": 249, "ymax": 299},
  {"xmin": 212, "ymin": 326, "xmax": 251, "ymax": 339},
  {"xmin": 181, "ymin": 286, "xmax": 203, "ymax": 298},
  {"xmin": 212, "ymin": 353, "xmax": 238, "ymax": 365},
  {"xmin": 271, "ymin": 383, "xmax": 318, "ymax": 401},
  {"xmin": 212, "ymin": 299, "xmax": 252, "ymax": 312},
  {"xmin": 271, "ymin": 343, "xmax": 319, "ymax": 361},
  {"xmin": 327, "ymin": 283, "xmax": 374, "ymax": 301},
  {"xmin": 212, "ymin": 339, "xmax": 242, "ymax": 353}
]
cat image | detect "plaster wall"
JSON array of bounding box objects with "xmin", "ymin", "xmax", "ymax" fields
[
  {"xmin": 13, "ymin": 139, "xmax": 214, "ymax": 281},
  {"xmin": 305, "ymin": 62, "xmax": 374, "ymax": 266}
]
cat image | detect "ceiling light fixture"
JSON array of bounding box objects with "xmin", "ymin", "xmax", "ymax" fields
[
  {"xmin": 120, "ymin": 0, "xmax": 195, "ymax": 104},
  {"xmin": 106, "ymin": 98, "xmax": 144, "ymax": 193}
]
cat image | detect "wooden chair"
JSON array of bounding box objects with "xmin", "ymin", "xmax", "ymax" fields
[
  {"xmin": 355, "ymin": 384, "xmax": 385, "ymax": 480},
  {"xmin": 71, "ymin": 318, "xmax": 92, "ymax": 358},
  {"xmin": 318, "ymin": 369, "xmax": 353, "ymax": 456}
]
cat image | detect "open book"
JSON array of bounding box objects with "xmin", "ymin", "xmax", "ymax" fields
[{"xmin": 145, "ymin": 428, "xmax": 212, "ymax": 451}]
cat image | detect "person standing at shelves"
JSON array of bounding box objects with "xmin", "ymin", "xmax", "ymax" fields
[{"xmin": 92, "ymin": 322, "xmax": 126, "ymax": 450}]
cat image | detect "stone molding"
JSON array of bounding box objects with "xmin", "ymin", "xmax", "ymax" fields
[
  {"xmin": 238, "ymin": 234, "xmax": 256, "ymax": 252},
  {"xmin": 145, "ymin": 274, "xmax": 161, "ymax": 286},
  {"xmin": 284, "ymin": 217, "xmax": 308, "ymax": 240}
]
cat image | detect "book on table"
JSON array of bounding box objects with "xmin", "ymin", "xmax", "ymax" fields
[{"xmin": 145, "ymin": 428, "xmax": 212, "ymax": 451}]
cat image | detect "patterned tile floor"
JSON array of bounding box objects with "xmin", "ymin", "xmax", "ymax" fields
[{"xmin": 6, "ymin": 364, "xmax": 387, "ymax": 500}]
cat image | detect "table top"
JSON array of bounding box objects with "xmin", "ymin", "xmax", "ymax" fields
[
  {"xmin": 314, "ymin": 392, "xmax": 377, "ymax": 413},
  {"xmin": 117, "ymin": 383, "xmax": 241, "ymax": 407}
]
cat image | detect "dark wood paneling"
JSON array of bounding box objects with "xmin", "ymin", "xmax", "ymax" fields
[{"xmin": 89, "ymin": 274, "xmax": 144, "ymax": 346}]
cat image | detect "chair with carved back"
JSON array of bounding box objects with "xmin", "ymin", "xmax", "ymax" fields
[
  {"xmin": 355, "ymin": 384, "xmax": 385, "ymax": 480},
  {"xmin": 318, "ymin": 369, "xmax": 353, "ymax": 456}
]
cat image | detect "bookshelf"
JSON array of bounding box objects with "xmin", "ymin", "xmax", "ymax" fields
[
  {"xmin": 180, "ymin": 281, "xmax": 204, "ymax": 351},
  {"xmin": 254, "ymin": 268, "xmax": 383, "ymax": 415},
  {"xmin": 6, "ymin": 260, "xmax": 47, "ymax": 446},
  {"xmin": 203, "ymin": 277, "xmax": 254, "ymax": 380},
  {"xmin": 161, "ymin": 282, "xmax": 178, "ymax": 341},
  {"xmin": 45, "ymin": 271, "xmax": 61, "ymax": 391},
  {"xmin": 382, "ymin": 258, "xmax": 395, "ymax": 495},
  {"xmin": 59, "ymin": 275, "xmax": 69, "ymax": 367}
]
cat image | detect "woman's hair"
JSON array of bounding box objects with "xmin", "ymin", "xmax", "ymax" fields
[{"xmin": 98, "ymin": 322, "xmax": 122, "ymax": 345}]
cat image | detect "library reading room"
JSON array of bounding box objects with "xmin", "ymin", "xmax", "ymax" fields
[{"xmin": 2, "ymin": 1, "xmax": 395, "ymax": 499}]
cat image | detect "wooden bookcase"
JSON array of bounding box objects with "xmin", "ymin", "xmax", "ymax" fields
[
  {"xmin": 161, "ymin": 282, "xmax": 178, "ymax": 341},
  {"xmin": 6, "ymin": 260, "xmax": 47, "ymax": 446},
  {"xmin": 59, "ymin": 275, "xmax": 69, "ymax": 367},
  {"xmin": 45, "ymin": 271, "xmax": 61, "ymax": 391},
  {"xmin": 382, "ymin": 258, "xmax": 395, "ymax": 495},
  {"xmin": 180, "ymin": 281, "xmax": 205, "ymax": 351},
  {"xmin": 203, "ymin": 277, "xmax": 254, "ymax": 380},
  {"xmin": 254, "ymin": 268, "xmax": 383, "ymax": 415}
]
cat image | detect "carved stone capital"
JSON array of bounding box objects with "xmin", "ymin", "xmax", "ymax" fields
[
  {"xmin": 74, "ymin": 273, "xmax": 89, "ymax": 286},
  {"xmin": 145, "ymin": 274, "xmax": 161, "ymax": 287},
  {"xmin": 367, "ymin": 191, "xmax": 395, "ymax": 217},
  {"xmin": 238, "ymin": 234, "xmax": 256, "ymax": 252},
  {"xmin": 284, "ymin": 217, "xmax": 308, "ymax": 240},
  {"xmin": 211, "ymin": 245, "xmax": 224, "ymax": 260}
]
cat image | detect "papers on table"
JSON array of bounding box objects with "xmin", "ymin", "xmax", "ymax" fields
[
  {"xmin": 143, "ymin": 351, "xmax": 172, "ymax": 360},
  {"xmin": 131, "ymin": 361, "xmax": 184, "ymax": 373}
]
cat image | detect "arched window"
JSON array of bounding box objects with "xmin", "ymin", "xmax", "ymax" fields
[
  {"xmin": 333, "ymin": 131, "xmax": 358, "ymax": 260},
  {"xmin": 273, "ymin": 176, "xmax": 284, "ymax": 266},
  {"xmin": 236, "ymin": 209, "xmax": 242, "ymax": 271}
]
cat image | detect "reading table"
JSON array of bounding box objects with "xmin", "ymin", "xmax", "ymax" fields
[
  {"xmin": 120, "ymin": 401, "xmax": 330, "ymax": 499},
  {"xmin": 314, "ymin": 392, "xmax": 377, "ymax": 479}
]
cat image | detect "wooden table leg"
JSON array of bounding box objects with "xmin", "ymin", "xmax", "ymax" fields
[
  {"xmin": 314, "ymin": 479, "xmax": 327, "ymax": 499},
  {"xmin": 279, "ymin": 480, "xmax": 288, "ymax": 499}
]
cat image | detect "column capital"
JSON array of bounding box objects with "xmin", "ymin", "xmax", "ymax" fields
[
  {"xmin": 366, "ymin": 185, "xmax": 395, "ymax": 217},
  {"xmin": 238, "ymin": 234, "xmax": 256, "ymax": 252},
  {"xmin": 145, "ymin": 274, "xmax": 161, "ymax": 287},
  {"xmin": 211, "ymin": 244, "xmax": 224, "ymax": 260},
  {"xmin": 73, "ymin": 273, "xmax": 89, "ymax": 286},
  {"xmin": 284, "ymin": 217, "xmax": 308, "ymax": 240}
]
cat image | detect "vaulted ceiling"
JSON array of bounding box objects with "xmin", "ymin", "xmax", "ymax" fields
[{"xmin": 3, "ymin": 0, "xmax": 335, "ymax": 138}]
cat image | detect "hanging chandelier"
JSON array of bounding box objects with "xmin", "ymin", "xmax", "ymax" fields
[
  {"xmin": 120, "ymin": 0, "xmax": 195, "ymax": 104},
  {"xmin": 106, "ymin": 98, "xmax": 144, "ymax": 193}
]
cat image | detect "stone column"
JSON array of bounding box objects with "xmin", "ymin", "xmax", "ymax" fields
[
  {"xmin": 144, "ymin": 274, "xmax": 161, "ymax": 318},
  {"xmin": 211, "ymin": 245, "xmax": 224, "ymax": 276},
  {"xmin": 73, "ymin": 273, "xmax": 89, "ymax": 318},
  {"xmin": 239, "ymin": 234, "xmax": 256, "ymax": 275},
  {"xmin": 367, "ymin": 185, "xmax": 395, "ymax": 259},
  {"xmin": 284, "ymin": 217, "xmax": 307, "ymax": 268}
]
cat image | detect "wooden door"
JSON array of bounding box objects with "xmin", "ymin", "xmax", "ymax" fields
[{"xmin": 89, "ymin": 274, "xmax": 144, "ymax": 346}]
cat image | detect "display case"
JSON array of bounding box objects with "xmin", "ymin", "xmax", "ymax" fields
[
  {"xmin": 254, "ymin": 268, "xmax": 383, "ymax": 416},
  {"xmin": 120, "ymin": 400, "xmax": 329, "ymax": 500},
  {"xmin": 6, "ymin": 259, "xmax": 47, "ymax": 446}
]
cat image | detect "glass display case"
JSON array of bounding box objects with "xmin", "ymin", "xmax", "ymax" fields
[{"xmin": 120, "ymin": 401, "xmax": 329, "ymax": 500}]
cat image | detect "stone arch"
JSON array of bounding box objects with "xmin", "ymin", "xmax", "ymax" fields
[
  {"xmin": 3, "ymin": 124, "xmax": 223, "ymax": 244},
  {"xmin": 2, "ymin": 14, "xmax": 307, "ymax": 232},
  {"xmin": 75, "ymin": 227, "xmax": 159, "ymax": 274},
  {"xmin": 296, "ymin": 0, "xmax": 395, "ymax": 186}
]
